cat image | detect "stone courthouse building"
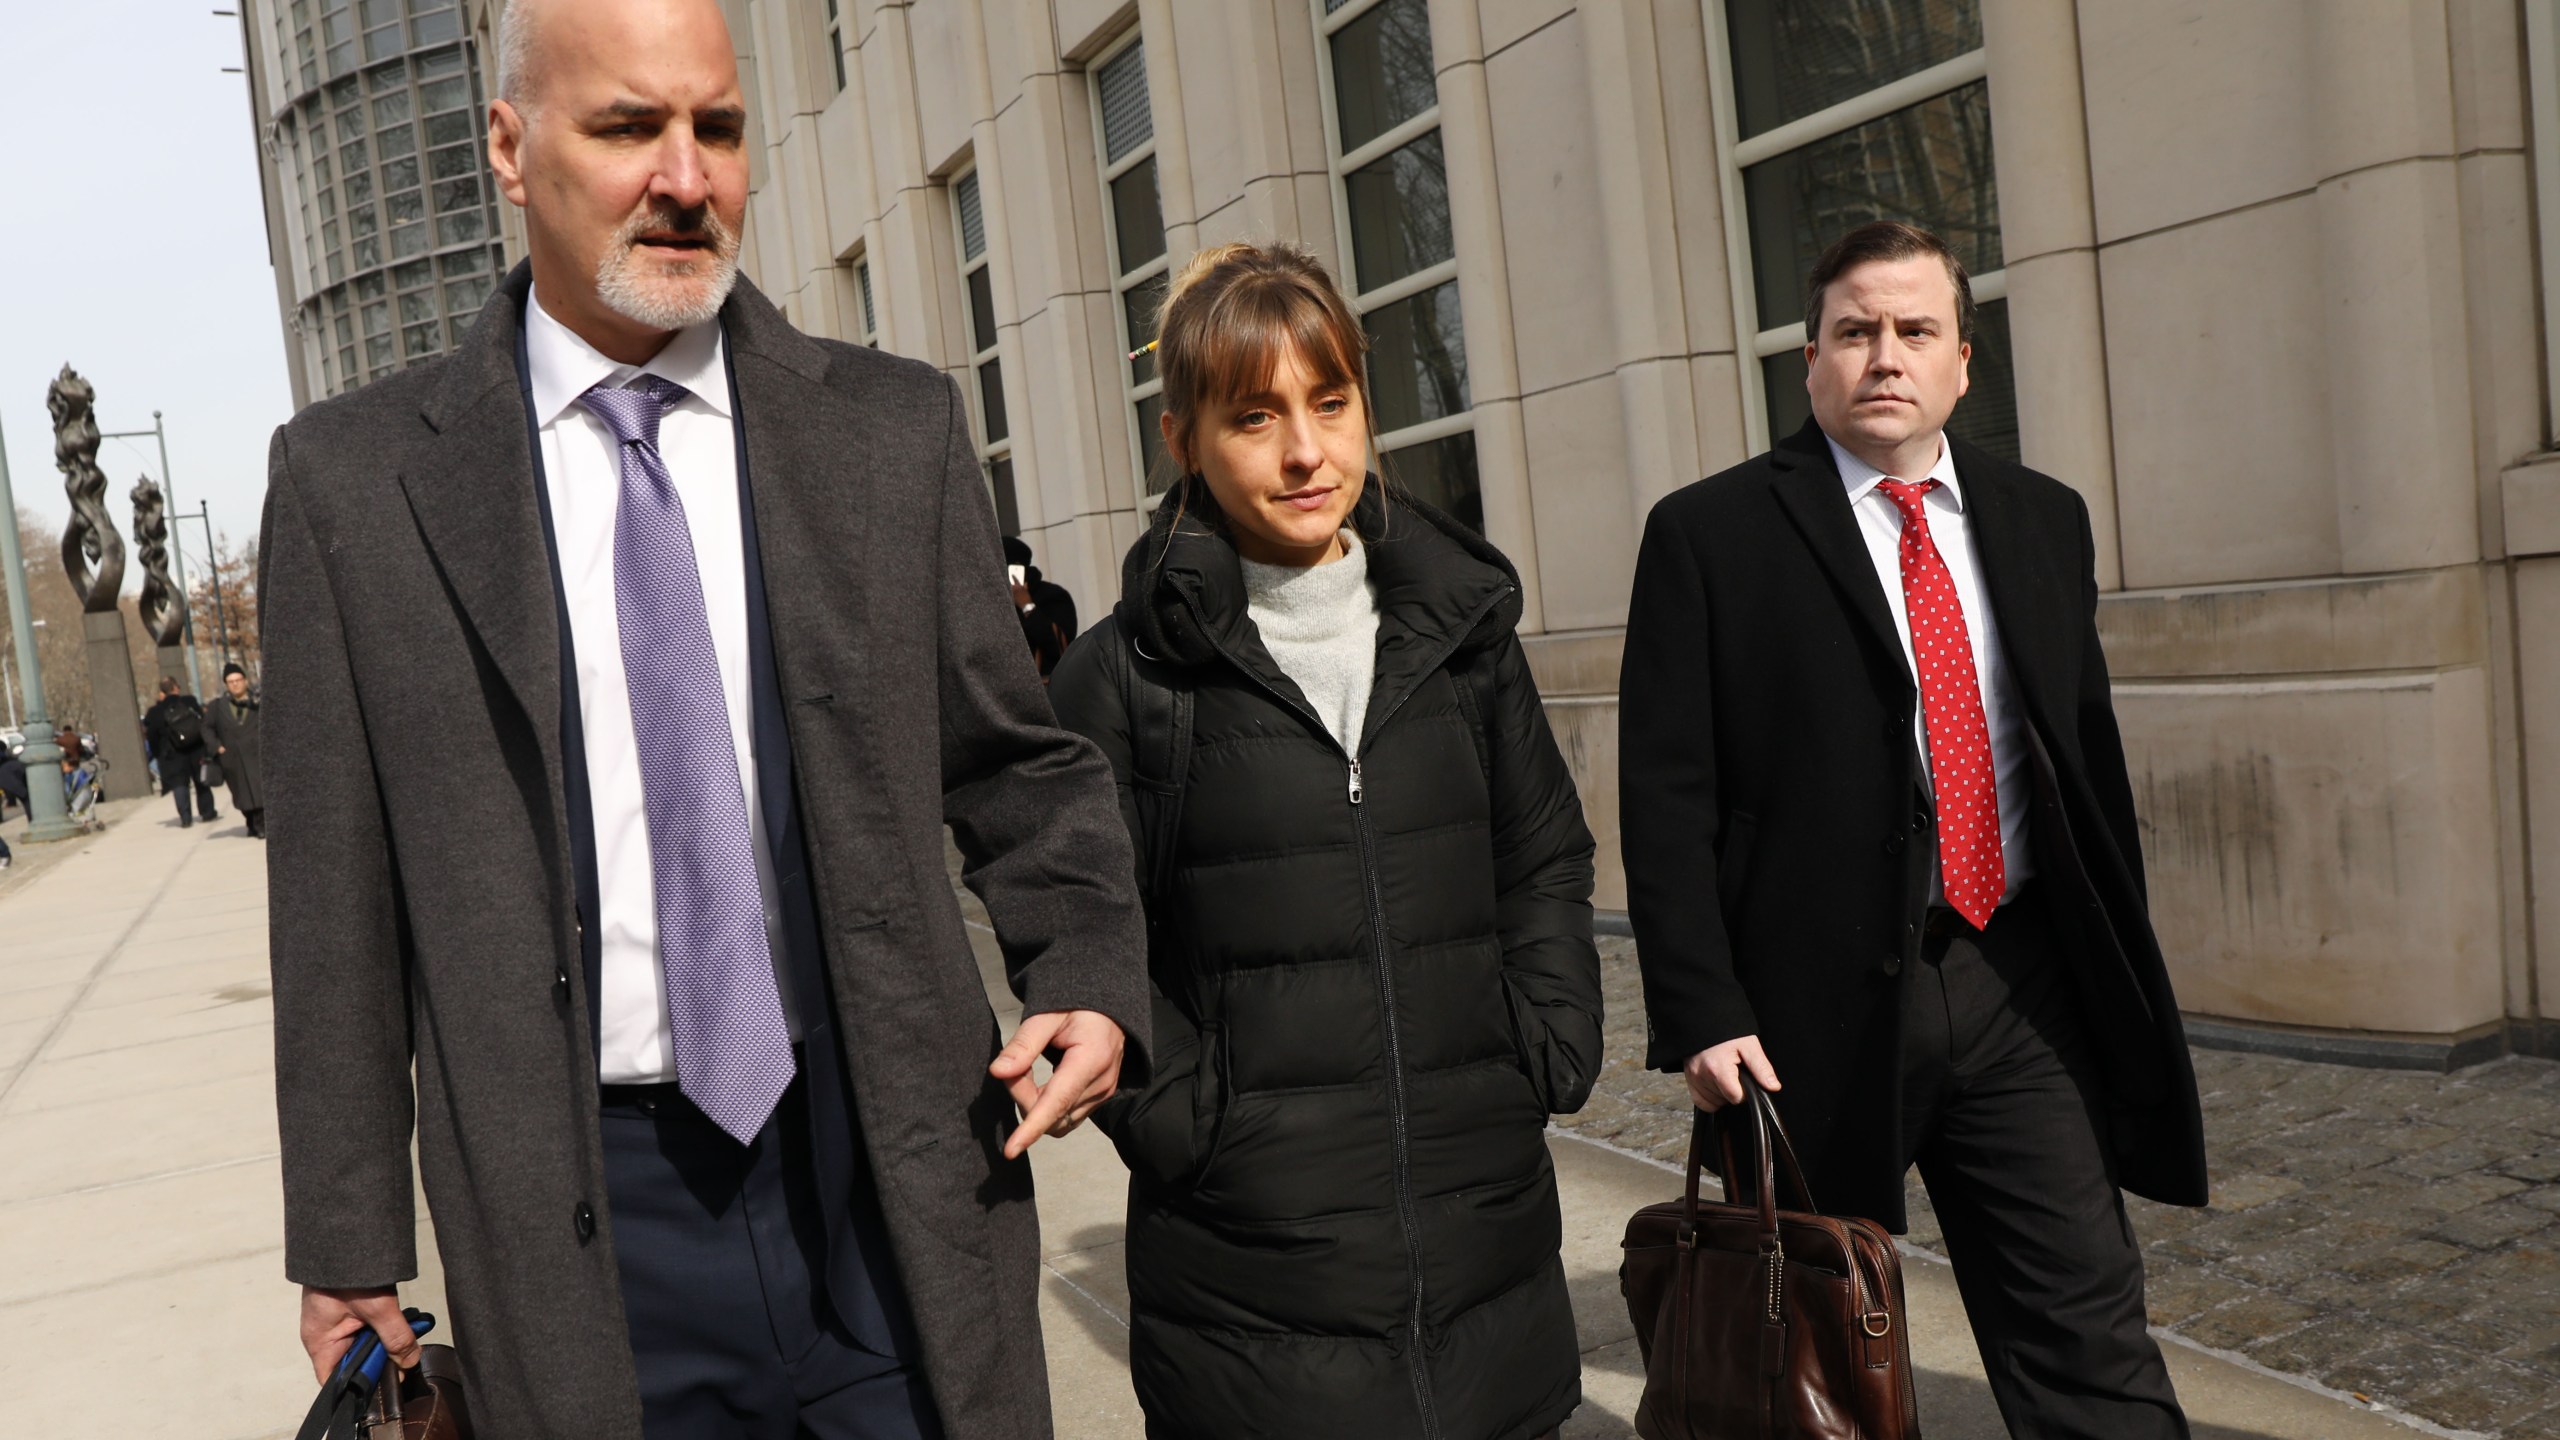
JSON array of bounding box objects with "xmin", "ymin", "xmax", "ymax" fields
[{"xmin": 238, "ymin": 0, "xmax": 2560, "ymax": 1069}]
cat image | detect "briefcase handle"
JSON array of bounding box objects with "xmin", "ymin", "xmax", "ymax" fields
[{"xmin": 1681, "ymin": 1076, "xmax": 1822, "ymax": 1242}]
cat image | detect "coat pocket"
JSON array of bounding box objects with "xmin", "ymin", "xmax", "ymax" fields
[
  {"xmin": 1188, "ymin": 1023, "xmax": 1232, "ymax": 1189},
  {"xmin": 1097, "ymin": 1007, "xmax": 1231, "ymax": 1194},
  {"xmin": 1502, "ymin": 969, "xmax": 1599, "ymax": 1116}
]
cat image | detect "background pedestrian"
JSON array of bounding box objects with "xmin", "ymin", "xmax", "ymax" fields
[
  {"xmin": 205, "ymin": 663, "xmax": 265, "ymax": 838},
  {"xmin": 140, "ymin": 676, "xmax": 220, "ymax": 829}
]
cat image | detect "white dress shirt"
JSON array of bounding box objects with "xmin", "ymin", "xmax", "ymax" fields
[
  {"xmin": 525, "ymin": 289, "xmax": 784, "ymax": 1084},
  {"xmin": 1826, "ymin": 432, "xmax": 2034, "ymax": 905}
]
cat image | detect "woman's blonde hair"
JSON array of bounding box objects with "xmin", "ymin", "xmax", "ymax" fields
[{"xmin": 1151, "ymin": 240, "xmax": 1371, "ymax": 493}]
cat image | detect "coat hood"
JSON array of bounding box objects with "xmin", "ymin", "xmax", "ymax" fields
[{"xmin": 1114, "ymin": 476, "xmax": 1523, "ymax": 671}]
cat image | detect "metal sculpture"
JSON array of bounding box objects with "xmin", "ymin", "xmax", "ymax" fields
[
  {"xmin": 47, "ymin": 366, "xmax": 125, "ymax": 614},
  {"xmin": 43, "ymin": 365, "xmax": 149, "ymax": 789},
  {"xmin": 130, "ymin": 472, "xmax": 189, "ymax": 647}
]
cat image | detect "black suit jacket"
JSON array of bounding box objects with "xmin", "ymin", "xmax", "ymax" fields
[{"xmin": 1619, "ymin": 418, "xmax": 2206, "ymax": 1227}]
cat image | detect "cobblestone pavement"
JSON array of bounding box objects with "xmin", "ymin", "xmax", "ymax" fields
[{"xmin": 1557, "ymin": 938, "xmax": 2560, "ymax": 1439}]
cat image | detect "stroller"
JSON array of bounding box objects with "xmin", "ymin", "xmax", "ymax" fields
[{"xmin": 60, "ymin": 734, "xmax": 107, "ymax": 832}]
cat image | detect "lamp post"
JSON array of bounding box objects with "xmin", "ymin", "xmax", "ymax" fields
[
  {"xmin": 179, "ymin": 504, "xmax": 233, "ymax": 667},
  {"xmin": 0, "ymin": 618, "xmax": 41, "ymax": 731},
  {"xmin": 0, "ymin": 410, "xmax": 80, "ymax": 842},
  {"xmin": 101, "ymin": 411, "xmax": 203, "ymax": 698}
]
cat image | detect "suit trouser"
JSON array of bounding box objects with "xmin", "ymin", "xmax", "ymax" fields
[
  {"xmin": 168, "ymin": 762, "xmax": 218, "ymax": 823},
  {"xmin": 1899, "ymin": 883, "xmax": 2189, "ymax": 1440},
  {"xmin": 600, "ymin": 1077, "xmax": 942, "ymax": 1440}
]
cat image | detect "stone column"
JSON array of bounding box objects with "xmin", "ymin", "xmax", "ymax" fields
[
  {"xmin": 1984, "ymin": 0, "xmax": 2120, "ymax": 589},
  {"xmin": 2310, "ymin": 0, "xmax": 2479, "ymax": 575},
  {"xmin": 1428, "ymin": 0, "xmax": 1544, "ymax": 633},
  {"xmin": 1579, "ymin": 0, "xmax": 1705, "ymax": 525},
  {"xmin": 83, "ymin": 611, "xmax": 150, "ymax": 788}
]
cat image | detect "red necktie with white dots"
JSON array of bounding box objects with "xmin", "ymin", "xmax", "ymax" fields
[{"xmin": 1876, "ymin": 478, "xmax": 2005, "ymax": 928}]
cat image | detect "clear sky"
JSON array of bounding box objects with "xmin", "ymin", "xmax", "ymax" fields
[{"xmin": 1, "ymin": 1, "xmax": 295, "ymax": 578}]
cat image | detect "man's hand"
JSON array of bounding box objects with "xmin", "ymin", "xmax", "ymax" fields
[
  {"xmin": 299, "ymin": 1284, "xmax": 419, "ymax": 1383},
  {"xmin": 990, "ymin": 1009, "xmax": 1125, "ymax": 1159},
  {"xmin": 1684, "ymin": 1036, "xmax": 1781, "ymax": 1113}
]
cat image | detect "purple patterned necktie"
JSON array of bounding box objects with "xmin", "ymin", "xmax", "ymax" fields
[{"xmin": 582, "ymin": 375, "xmax": 793, "ymax": 1144}]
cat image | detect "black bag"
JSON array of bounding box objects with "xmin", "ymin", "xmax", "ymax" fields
[
  {"xmin": 168, "ymin": 705, "xmax": 204, "ymax": 752},
  {"xmin": 293, "ymin": 1309, "xmax": 476, "ymax": 1440}
]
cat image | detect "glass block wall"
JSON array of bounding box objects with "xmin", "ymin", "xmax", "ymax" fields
[{"xmin": 259, "ymin": 0, "xmax": 508, "ymax": 399}]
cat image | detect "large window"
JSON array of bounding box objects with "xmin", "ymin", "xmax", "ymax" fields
[
  {"xmin": 1712, "ymin": 0, "xmax": 2017, "ymax": 460},
  {"xmin": 952, "ymin": 168, "xmax": 1019, "ymax": 535},
  {"xmin": 268, "ymin": 11, "xmax": 506, "ymax": 397},
  {"xmin": 1313, "ymin": 0, "xmax": 1481, "ymax": 530},
  {"xmin": 1090, "ymin": 31, "xmax": 1172, "ymax": 497}
]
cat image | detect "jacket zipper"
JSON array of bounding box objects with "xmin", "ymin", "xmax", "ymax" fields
[
  {"xmin": 1348, "ymin": 752, "xmax": 1439, "ymax": 1435},
  {"xmin": 1181, "ymin": 581, "xmax": 1513, "ymax": 1440}
]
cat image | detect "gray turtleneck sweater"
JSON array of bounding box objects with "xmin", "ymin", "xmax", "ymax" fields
[{"xmin": 1239, "ymin": 531, "xmax": 1381, "ymax": 751}]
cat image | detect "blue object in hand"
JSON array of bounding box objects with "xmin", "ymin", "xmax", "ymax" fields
[{"xmin": 297, "ymin": 1309, "xmax": 437, "ymax": 1440}]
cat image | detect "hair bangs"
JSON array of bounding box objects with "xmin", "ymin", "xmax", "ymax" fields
[{"xmin": 1190, "ymin": 277, "xmax": 1365, "ymax": 411}]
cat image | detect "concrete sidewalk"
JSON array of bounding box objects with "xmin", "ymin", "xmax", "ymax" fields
[
  {"xmin": 0, "ymin": 808, "xmax": 2448, "ymax": 1437},
  {"xmin": 0, "ymin": 806, "xmax": 449, "ymax": 1440}
]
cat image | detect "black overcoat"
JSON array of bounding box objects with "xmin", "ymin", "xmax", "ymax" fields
[
  {"xmin": 142, "ymin": 693, "xmax": 207, "ymax": 774},
  {"xmin": 259, "ymin": 266, "xmax": 1148, "ymax": 1439},
  {"xmin": 205, "ymin": 693, "xmax": 263, "ymax": 813},
  {"xmin": 1618, "ymin": 419, "xmax": 2208, "ymax": 1229},
  {"xmin": 1049, "ymin": 484, "xmax": 1604, "ymax": 1440}
]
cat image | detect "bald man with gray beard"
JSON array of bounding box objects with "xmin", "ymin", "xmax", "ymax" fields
[{"xmin": 260, "ymin": 2, "xmax": 1147, "ymax": 1435}]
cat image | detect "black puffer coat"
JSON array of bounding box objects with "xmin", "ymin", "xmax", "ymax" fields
[{"xmin": 1049, "ymin": 482, "xmax": 1604, "ymax": 1440}]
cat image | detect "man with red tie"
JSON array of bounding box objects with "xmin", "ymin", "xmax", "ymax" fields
[{"xmin": 1620, "ymin": 221, "xmax": 2206, "ymax": 1438}]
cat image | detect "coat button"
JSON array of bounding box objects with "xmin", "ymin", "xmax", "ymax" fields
[
  {"xmin": 1878, "ymin": 954, "xmax": 1903, "ymax": 979},
  {"xmin": 1913, "ymin": 811, "xmax": 1934, "ymax": 834},
  {"xmin": 1883, "ymin": 833, "xmax": 1905, "ymax": 855},
  {"xmin": 553, "ymin": 970, "xmax": 571, "ymax": 1006},
  {"xmin": 574, "ymin": 1202, "xmax": 596, "ymax": 1243}
]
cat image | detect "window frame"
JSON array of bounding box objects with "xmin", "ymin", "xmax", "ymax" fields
[
  {"xmin": 822, "ymin": 0, "xmax": 848, "ymax": 96},
  {"xmin": 2530, "ymin": 0, "xmax": 2560, "ymax": 445},
  {"xmin": 1701, "ymin": 0, "xmax": 2006, "ymax": 452},
  {"xmin": 949, "ymin": 164, "xmax": 1014, "ymax": 528},
  {"xmin": 1310, "ymin": 0, "xmax": 1478, "ymax": 467},
  {"xmin": 1087, "ymin": 25, "xmax": 1171, "ymax": 505},
  {"xmin": 849, "ymin": 251, "xmax": 877, "ymax": 347}
]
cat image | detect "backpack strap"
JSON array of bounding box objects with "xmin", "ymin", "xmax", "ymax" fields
[{"xmin": 1119, "ymin": 633, "xmax": 1194, "ymax": 904}]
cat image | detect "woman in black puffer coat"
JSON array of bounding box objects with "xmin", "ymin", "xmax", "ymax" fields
[{"xmin": 1048, "ymin": 242, "xmax": 1604, "ymax": 1440}]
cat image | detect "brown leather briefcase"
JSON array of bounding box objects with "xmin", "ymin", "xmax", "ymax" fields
[
  {"xmin": 360, "ymin": 1344, "xmax": 475, "ymax": 1440},
  {"xmin": 1619, "ymin": 1082, "xmax": 1918, "ymax": 1439}
]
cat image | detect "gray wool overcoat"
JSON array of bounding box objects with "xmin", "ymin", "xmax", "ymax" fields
[{"xmin": 259, "ymin": 264, "xmax": 1149, "ymax": 1439}]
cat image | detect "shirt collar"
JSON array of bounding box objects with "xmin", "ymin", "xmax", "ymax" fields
[
  {"xmin": 1825, "ymin": 430, "xmax": 1963, "ymax": 512},
  {"xmin": 524, "ymin": 285, "xmax": 732, "ymax": 428}
]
